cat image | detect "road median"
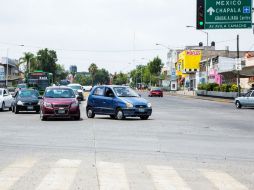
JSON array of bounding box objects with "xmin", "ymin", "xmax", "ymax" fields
[{"xmin": 165, "ymin": 91, "xmax": 234, "ymax": 104}]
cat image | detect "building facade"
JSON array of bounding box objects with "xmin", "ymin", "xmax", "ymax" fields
[
  {"xmin": 0, "ymin": 57, "xmax": 21, "ymax": 87},
  {"xmin": 69, "ymin": 65, "xmax": 77, "ymax": 74}
]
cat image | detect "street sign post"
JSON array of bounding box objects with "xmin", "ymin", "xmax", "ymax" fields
[
  {"xmin": 235, "ymin": 58, "xmax": 242, "ymax": 71},
  {"xmin": 197, "ymin": 0, "xmax": 253, "ymax": 29}
]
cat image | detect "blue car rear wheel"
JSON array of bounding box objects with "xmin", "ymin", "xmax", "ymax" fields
[{"xmin": 87, "ymin": 107, "xmax": 95, "ymax": 118}]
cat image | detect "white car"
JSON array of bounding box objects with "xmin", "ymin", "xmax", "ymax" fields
[
  {"xmin": 0, "ymin": 88, "xmax": 13, "ymax": 111},
  {"xmin": 67, "ymin": 84, "xmax": 84, "ymax": 101},
  {"xmin": 83, "ymin": 86, "xmax": 93, "ymax": 92}
]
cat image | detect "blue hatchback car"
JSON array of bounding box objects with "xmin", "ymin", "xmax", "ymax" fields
[{"xmin": 86, "ymin": 85, "xmax": 152, "ymax": 120}]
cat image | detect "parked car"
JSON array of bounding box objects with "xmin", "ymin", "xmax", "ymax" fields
[
  {"xmin": 235, "ymin": 90, "xmax": 254, "ymax": 109},
  {"xmin": 86, "ymin": 85, "xmax": 152, "ymax": 120},
  {"xmin": 68, "ymin": 84, "xmax": 84, "ymax": 101},
  {"xmin": 0, "ymin": 88, "xmax": 13, "ymax": 111},
  {"xmin": 12, "ymin": 89, "xmax": 41, "ymax": 114},
  {"xmin": 40, "ymin": 86, "xmax": 80, "ymax": 121},
  {"xmin": 149, "ymin": 87, "xmax": 163, "ymax": 97}
]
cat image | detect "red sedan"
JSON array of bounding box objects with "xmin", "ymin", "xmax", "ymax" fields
[
  {"xmin": 40, "ymin": 86, "xmax": 80, "ymax": 121},
  {"xmin": 149, "ymin": 87, "xmax": 163, "ymax": 97}
]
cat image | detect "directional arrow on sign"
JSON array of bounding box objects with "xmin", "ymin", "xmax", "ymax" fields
[{"xmin": 207, "ymin": 7, "xmax": 215, "ymax": 16}]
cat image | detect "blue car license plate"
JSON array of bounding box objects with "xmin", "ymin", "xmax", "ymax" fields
[{"xmin": 139, "ymin": 108, "xmax": 145, "ymax": 113}]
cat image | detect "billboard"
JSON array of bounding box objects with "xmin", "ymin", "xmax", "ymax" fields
[{"xmin": 178, "ymin": 50, "xmax": 202, "ymax": 73}]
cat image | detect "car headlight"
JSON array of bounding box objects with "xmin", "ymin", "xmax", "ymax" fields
[
  {"xmin": 147, "ymin": 103, "xmax": 152, "ymax": 108},
  {"xmin": 126, "ymin": 102, "xmax": 134, "ymax": 108},
  {"xmin": 17, "ymin": 100, "xmax": 24, "ymax": 106},
  {"xmin": 43, "ymin": 102, "xmax": 52, "ymax": 108},
  {"xmin": 71, "ymin": 102, "xmax": 79, "ymax": 108}
]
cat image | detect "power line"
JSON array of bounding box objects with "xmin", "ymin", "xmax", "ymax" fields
[
  {"xmin": 215, "ymin": 38, "xmax": 236, "ymax": 44},
  {"xmin": 0, "ymin": 41, "xmax": 164, "ymax": 53}
]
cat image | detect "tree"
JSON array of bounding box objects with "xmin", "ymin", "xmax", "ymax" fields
[
  {"xmin": 74, "ymin": 74, "xmax": 87, "ymax": 85},
  {"xmin": 88, "ymin": 63, "xmax": 98, "ymax": 86},
  {"xmin": 55, "ymin": 64, "xmax": 68, "ymax": 83},
  {"xmin": 95, "ymin": 69, "xmax": 110, "ymax": 85},
  {"xmin": 148, "ymin": 57, "xmax": 163, "ymax": 75},
  {"xmin": 37, "ymin": 48, "xmax": 58, "ymax": 81},
  {"xmin": 113, "ymin": 72, "xmax": 129, "ymax": 85},
  {"xmin": 142, "ymin": 66, "xmax": 151, "ymax": 85},
  {"xmin": 19, "ymin": 52, "xmax": 35, "ymax": 73}
]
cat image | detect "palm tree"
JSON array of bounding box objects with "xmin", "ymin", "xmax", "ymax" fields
[
  {"xmin": 19, "ymin": 52, "xmax": 35, "ymax": 73},
  {"xmin": 88, "ymin": 63, "xmax": 98, "ymax": 86}
]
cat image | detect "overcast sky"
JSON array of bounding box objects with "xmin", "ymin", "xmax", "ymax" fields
[{"xmin": 0, "ymin": 0, "xmax": 253, "ymax": 73}]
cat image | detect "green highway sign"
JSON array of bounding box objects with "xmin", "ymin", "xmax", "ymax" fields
[{"xmin": 203, "ymin": 0, "xmax": 253, "ymax": 29}]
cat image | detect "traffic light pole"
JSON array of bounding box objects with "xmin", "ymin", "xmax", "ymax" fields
[{"xmin": 237, "ymin": 34, "xmax": 241, "ymax": 97}]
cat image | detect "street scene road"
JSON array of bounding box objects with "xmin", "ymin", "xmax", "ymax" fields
[
  {"xmin": 1, "ymin": 0, "xmax": 254, "ymax": 189},
  {"xmin": 0, "ymin": 93, "xmax": 253, "ymax": 190}
]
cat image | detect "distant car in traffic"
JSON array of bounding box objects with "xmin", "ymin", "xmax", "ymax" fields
[
  {"xmin": 83, "ymin": 86, "xmax": 93, "ymax": 92},
  {"xmin": 40, "ymin": 86, "xmax": 80, "ymax": 121},
  {"xmin": 149, "ymin": 87, "xmax": 163, "ymax": 97},
  {"xmin": 12, "ymin": 89, "xmax": 40, "ymax": 114},
  {"xmin": 86, "ymin": 85, "xmax": 152, "ymax": 120},
  {"xmin": 0, "ymin": 88, "xmax": 13, "ymax": 111},
  {"xmin": 235, "ymin": 90, "xmax": 254, "ymax": 109},
  {"xmin": 59, "ymin": 79, "xmax": 70, "ymax": 86},
  {"xmin": 68, "ymin": 84, "xmax": 84, "ymax": 101},
  {"xmin": 16, "ymin": 83, "xmax": 27, "ymax": 90}
]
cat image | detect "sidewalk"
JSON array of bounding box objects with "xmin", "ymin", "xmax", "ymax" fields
[{"xmin": 165, "ymin": 91, "xmax": 234, "ymax": 104}]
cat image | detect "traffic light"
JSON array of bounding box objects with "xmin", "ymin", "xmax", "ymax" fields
[{"xmin": 196, "ymin": 0, "xmax": 205, "ymax": 29}]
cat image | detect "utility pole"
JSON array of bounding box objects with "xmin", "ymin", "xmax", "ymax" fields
[{"xmin": 237, "ymin": 34, "xmax": 240, "ymax": 97}]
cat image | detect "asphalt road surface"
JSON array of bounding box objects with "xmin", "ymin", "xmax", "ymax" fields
[{"xmin": 0, "ymin": 93, "xmax": 253, "ymax": 190}]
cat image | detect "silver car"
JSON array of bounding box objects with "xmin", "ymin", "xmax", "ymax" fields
[{"xmin": 235, "ymin": 90, "xmax": 254, "ymax": 109}]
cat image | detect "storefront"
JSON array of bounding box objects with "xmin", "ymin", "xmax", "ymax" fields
[{"xmin": 176, "ymin": 50, "xmax": 202, "ymax": 90}]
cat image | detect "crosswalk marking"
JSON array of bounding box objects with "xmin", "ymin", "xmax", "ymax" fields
[
  {"xmin": 147, "ymin": 165, "xmax": 191, "ymax": 190},
  {"xmin": 201, "ymin": 169, "xmax": 248, "ymax": 190},
  {"xmin": 0, "ymin": 158, "xmax": 37, "ymax": 190},
  {"xmin": 36, "ymin": 159, "xmax": 81, "ymax": 190},
  {"xmin": 98, "ymin": 161, "xmax": 130, "ymax": 190}
]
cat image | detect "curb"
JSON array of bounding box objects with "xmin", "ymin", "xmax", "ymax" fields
[{"xmin": 166, "ymin": 93, "xmax": 233, "ymax": 104}]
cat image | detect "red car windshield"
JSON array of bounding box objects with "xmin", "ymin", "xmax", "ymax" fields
[
  {"xmin": 44, "ymin": 89, "xmax": 75, "ymax": 98},
  {"xmin": 151, "ymin": 88, "xmax": 162, "ymax": 91}
]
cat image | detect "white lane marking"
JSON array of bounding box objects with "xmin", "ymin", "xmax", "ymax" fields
[
  {"xmin": 147, "ymin": 165, "xmax": 191, "ymax": 190},
  {"xmin": 36, "ymin": 159, "xmax": 81, "ymax": 190},
  {"xmin": 201, "ymin": 169, "xmax": 248, "ymax": 190},
  {"xmin": 0, "ymin": 158, "xmax": 37, "ymax": 190},
  {"xmin": 98, "ymin": 161, "xmax": 130, "ymax": 190}
]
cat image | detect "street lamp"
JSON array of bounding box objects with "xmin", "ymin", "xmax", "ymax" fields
[
  {"xmin": 186, "ymin": 25, "xmax": 209, "ymax": 47},
  {"xmin": 156, "ymin": 43, "xmax": 170, "ymax": 50}
]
